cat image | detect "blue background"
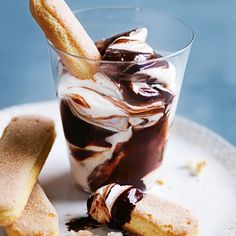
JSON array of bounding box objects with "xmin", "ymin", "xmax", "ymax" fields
[{"xmin": 0, "ymin": 0, "xmax": 235, "ymax": 145}]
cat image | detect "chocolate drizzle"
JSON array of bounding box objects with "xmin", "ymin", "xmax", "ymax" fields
[
  {"xmin": 103, "ymin": 49, "xmax": 157, "ymax": 62},
  {"xmin": 119, "ymin": 79, "xmax": 174, "ymax": 105},
  {"xmin": 66, "ymin": 216, "xmax": 101, "ymax": 232},
  {"xmin": 96, "ymin": 28, "xmax": 165, "ymax": 81},
  {"xmin": 60, "ymin": 99, "xmax": 115, "ymax": 149},
  {"xmin": 95, "ymin": 29, "xmax": 138, "ymax": 55},
  {"xmin": 66, "ymin": 217, "xmax": 131, "ymax": 235},
  {"xmin": 66, "ymin": 185, "xmax": 143, "ymax": 233},
  {"xmin": 109, "ymin": 187, "xmax": 144, "ymax": 229},
  {"xmin": 87, "ymin": 185, "xmax": 144, "ymax": 229},
  {"xmin": 100, "ymin": 113, "xmax": 170, "ymax": 191}
]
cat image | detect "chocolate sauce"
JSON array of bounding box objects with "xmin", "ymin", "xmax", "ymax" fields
[
  {"xmin": 60, "ymin": 99, "xmax": 115, "ymax": 149},
  {"xmin": 88, "ymin": 149, "xmax": 125, "ymax": 191},
  {"xmin": 103, "ymin": 49, "xmax": 157, "ymax": 62},
  {"xmin": 94, "ymin": 114, "xmax": 169, "ymax": 191},
  {"xmin": 84, "ymin": 185, "xmax": 144, "ymax": 231},
  {"xmin": 98, "ymin": 56, "xmax": 166, "ymax": 82},
  {"xmin": 67, "ymin": 186, "xmax": 142, "ymax": 233},
  {"xmin": 66, "ymin": 216, "xmax": 131, "ymax": 235},
  {"xmin": 61, "ymin": 96, "xmax": 171, "ymax": 191},
  {"xmin": 124, "ymin": 59, "xmax": 168, "ymax": 75},
  {"xmin": 109, "ymin": 187, "xmax": 144, "ymax": 229},
  {"xmin": 96, "ymin": 28, "xmax": 166, "ymax": 82},
  {"xmin": 98, "ymin": 50, "xmax": 160, "ymax": 81},
  {"xmin": 95, "ymin": 29, "xmax": 138, "ymax": 55},
  {"xmin": 66, "ymin": 216, "xmax": 101, "ymax": 232},
  {"xmin": 119, "ymin": 79, "xmax": 173, "ymax": 105},
  {"xmin": 69, "ymin": 145, "xmax": 97, "ymax": 161}
]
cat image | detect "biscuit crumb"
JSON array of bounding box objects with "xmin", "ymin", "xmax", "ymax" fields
[
  {"xmin": 155, "ymin": 178, "xmax": 165, "ymax": 185},
  {"xmin": 107, "ymin": 232, "xmax": 123, "ymax": 236},
  {"xmin": 47, "ymin": 212, "xmax": 56, "ymax": 218},
  {"xmin": 186, "ymin": 160, "xmax": 206, "ymax": 176}
]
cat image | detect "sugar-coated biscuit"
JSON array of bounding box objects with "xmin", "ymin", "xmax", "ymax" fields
[
  {"xmin": 0, "ymin": 116, "xmax": 55, "ymax": 226},
  {"xmin": 30, "ymin": 0, "xmax": 101, "ymax": 80}
]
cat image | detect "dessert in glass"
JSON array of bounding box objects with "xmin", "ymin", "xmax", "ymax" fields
[{"xmin": 49, "ymin": 7, "xmax": 193, "ymax": 192}]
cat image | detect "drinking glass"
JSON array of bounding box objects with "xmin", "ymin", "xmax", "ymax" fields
[{"xmin": 49, "ymin": 7, "xmax": 194, "ymax": 192}]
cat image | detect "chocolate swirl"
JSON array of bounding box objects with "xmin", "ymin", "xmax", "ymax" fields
[
  {"xmin": 87, "ymin": 184, "xmax": 144, "ymax": 229},
  {"xmin": 59, "ymin": 28, "xmax": 177, "ymax": 192}
]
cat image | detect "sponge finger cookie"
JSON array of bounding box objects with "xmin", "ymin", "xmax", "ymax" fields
[
  {"xmin": 0, "ymin": 116, "xmax": 56, "ymax": 226},
  {"xmin": 30, "ymin": 0, "xmax": 101, "ymax": 80},
  {"xmin": 125, "ymin": 194, "xmax": 199, "ymax": 236},
  {"xmin": 5, "ymin": 183, "xmax": 59, "ymax": 236},
  {"xmin": 88, "ymin": 184, "xmax": 199, "ymax": 236}
]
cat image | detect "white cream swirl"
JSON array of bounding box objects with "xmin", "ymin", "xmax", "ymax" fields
[
  {"xmin": 58, "ymin": 63, "xmax": 176, "ymax": 132},
  {"xmin": 108, "ymin": 28, "xmax": 154, "ymax": 55}
]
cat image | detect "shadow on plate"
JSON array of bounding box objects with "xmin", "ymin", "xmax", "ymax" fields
[{"xmin": 41, "ymin": 172, "xmax": 90, "ymax": 202}]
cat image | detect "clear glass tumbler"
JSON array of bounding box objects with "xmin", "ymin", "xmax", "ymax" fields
[{"xmin": 49, "ymin": 7, "xmax": 194, "ymax": 192}]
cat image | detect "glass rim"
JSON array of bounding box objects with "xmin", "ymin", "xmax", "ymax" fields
[{"xmin": 48, "ymin": 6, "xmax": 194, "ymax": 64}]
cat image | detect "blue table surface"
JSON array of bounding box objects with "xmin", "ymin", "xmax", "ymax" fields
[{"xmin": 0, "ymin": 0, "xmax": 236, "ymax": 145}]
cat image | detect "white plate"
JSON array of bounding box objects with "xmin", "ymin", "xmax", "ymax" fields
[{"xmin": 0, "ymin": 101, "xmax": 236, "ymax": 236}]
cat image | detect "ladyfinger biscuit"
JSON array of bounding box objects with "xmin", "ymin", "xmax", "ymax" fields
[
  {"xmin": 30, "ymin": 0, "xmax": 101, "ymax": 80},
  {"xmin": 5, "ymin": 183, "xmax": 59, "ymax": 236},
  {"xmin": 124, "ymin": 194, "xmax": 199, "ymax": 236},
  {"xmin": 0, "ymin": 116, "xmax": 56, "ymax": 226},
  {"xmin": 88, "ymin": 184, "xmax": 199, "ymax": 236}
]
